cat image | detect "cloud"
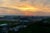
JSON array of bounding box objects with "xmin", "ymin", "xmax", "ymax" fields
[{"xmin": 0, "ymin": 0, "xmax": 50, "ymax": 16}]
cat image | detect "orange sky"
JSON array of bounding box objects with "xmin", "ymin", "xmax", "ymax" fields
[{"xmin": 0, "ymin": 0, "xmax": 50, "ymax": 16}]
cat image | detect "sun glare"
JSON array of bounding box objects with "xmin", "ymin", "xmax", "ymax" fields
[
  {"xmin": 0, "ymin": 0, "xmax": 39, "ymax": 13},
  {"xmin": 17, "ymin": 5, "xmax": 38, "ymax": 12}
]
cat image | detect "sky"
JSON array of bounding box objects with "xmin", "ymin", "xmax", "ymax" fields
[{"xmin": 0, "ymin": 0, "xmax": 50, "ymax": 16}]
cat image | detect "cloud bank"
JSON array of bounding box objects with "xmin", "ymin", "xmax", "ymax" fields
[{"xmin": 0, "ymin": 0, "xmax": 50, "ymax": 16}]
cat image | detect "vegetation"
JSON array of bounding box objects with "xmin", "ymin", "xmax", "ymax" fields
[
  {"xmin": 0, "ymin": 16, "xmax": 50, "ymax": 33},
  {"xmin": 19, "ymin": 18, "xmax": 50, "ymax": 33}
]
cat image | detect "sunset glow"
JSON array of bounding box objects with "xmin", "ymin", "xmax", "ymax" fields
[
  {"xmin": 0, "ymin": 0, "xmax": 50, "ymax": 16},
  {"xmin": 1, "ymin": 2, "xmax": 38, "ymax": 12},
  {"xmin": 16, "ymin": 4, "xmax": 38, "ymax": 12}
]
